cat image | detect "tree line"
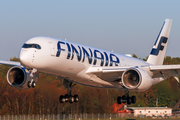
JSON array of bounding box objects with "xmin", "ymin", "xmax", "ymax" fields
[{"xmin": 0, "ymin": 56, "xmax": 179, "ymax": 115}]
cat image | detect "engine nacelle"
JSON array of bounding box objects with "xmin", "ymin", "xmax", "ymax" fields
[
  {"xmin": 121, "ymin": 68, "xmax": 153, "ymax": 92},
  {"xmin": 7, "ymin": 66, "xmax": 38, "ymax": 89}
]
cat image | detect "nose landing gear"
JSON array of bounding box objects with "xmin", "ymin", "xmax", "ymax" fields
[
  {"xmin": 27, "ymin": 68, "xmax": 38, "ymax": 88},
  {"xmin": 117, "ymin": 90, "xmax": 136, "ymax": 105},
  {"xmin": 27, "ymin": 81, "xmax": 36, "ymax": 88}
]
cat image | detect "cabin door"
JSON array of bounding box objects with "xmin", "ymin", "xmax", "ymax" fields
[{"xmin": 49, "ymin": 42, "xmax": 56, "ymax": 56}]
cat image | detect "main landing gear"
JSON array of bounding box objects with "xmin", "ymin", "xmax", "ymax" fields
[
  {"xmin": 59, "ymin": 81, "xmax": 79, "ymax": 103},
  {"xmin": 117, "ymin": 90, "xmax": 136, "ymax": 105}
]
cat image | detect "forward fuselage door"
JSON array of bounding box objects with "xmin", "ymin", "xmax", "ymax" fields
[{"xmin": 49, "ymin": 42, "xmax": 56, "ymax": 56}]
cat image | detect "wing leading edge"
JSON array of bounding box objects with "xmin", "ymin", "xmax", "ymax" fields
[{"xmin": 0, "ymin": 60, "xmax": 21, "ymax": 66}]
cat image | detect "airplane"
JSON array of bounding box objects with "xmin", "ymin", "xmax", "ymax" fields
[{"xmin": 0, "ymin": 19, "xmax": 179, "ymax": 105}]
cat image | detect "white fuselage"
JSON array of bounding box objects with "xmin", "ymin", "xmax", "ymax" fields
[{"xmin": 19, "ymin": 36, "xmax": 150, "ymax": 89}]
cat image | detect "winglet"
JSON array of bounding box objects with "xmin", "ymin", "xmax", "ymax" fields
[
  {"xmin": 174, "ymin": 76, "xmax": 179, "ymax": 83},
  {"xmin": 147, "ymin": 19, "xmax": 172, "ymax": 65}
]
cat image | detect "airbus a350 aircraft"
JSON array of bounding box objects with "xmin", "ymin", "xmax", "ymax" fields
[{"xmin": 0, "ymin": 19, "xmax": 179, "ymax": 104}]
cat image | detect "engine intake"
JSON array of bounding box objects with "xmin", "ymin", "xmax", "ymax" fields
[
  {"xmin": 7, "ymin": 67, "xmax": 26, "ymax": 86},
  {"xmin": 7, "ymin": 66, "xmax": 38, "ymax": 89},
  {"xmin": 122, "ymin": 69, "xmax": 141, "ymax": 89},
  {"xmin": 121, "ymin": 68, "xmax": 153, "ymax": 92}
]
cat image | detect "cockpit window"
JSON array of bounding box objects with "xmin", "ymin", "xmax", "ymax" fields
[{"xmin": 22, "ymin": 44, "xmax": 41, "ymax": 49}]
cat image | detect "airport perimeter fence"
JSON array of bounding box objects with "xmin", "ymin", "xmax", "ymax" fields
[{"xmin": 0, "ymin": 113, "xmax": 178, "ymax": 120}]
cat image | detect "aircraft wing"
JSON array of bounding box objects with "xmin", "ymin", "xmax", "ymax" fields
[
  {"xmin": 149, "ymin": 65, "xmax": 180, "ymax": 71},
  {"xmin": 0, "ymin": 60, "xmax": 21, "ymax": 66},
  {"xmin": 86, "ymin": 66, "xmax": 135, "ymax": 81},
  {"xmin": 86, "ymin": 65, "xmax": 180, "ymax": 82},
  {"xmin": 86, "ymin": 66, "xmax": 130, "ymax": 74},
  {"xmin": 149, "ymin": 65, "xmax": 180, "ymax": 82}
]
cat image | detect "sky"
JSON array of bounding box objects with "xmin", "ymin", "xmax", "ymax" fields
[{"xmin": 1, "ymin": 0, "xmax": 180, "ymax": 60}]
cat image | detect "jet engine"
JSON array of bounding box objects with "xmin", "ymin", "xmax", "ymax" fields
[
  {"xmin": 7, "ymin": 66, "xmax": 39, "ymax": 89},
  {"xmin": 121, "ymin": 68, "xmax": 153, "ymax": 92}
]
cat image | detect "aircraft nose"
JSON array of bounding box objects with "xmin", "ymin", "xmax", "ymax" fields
[{"xmin": 19, "ymin": 50, "xmax": 30, "ymax": 67}]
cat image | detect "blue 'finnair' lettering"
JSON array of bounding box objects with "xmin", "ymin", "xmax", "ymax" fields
[
  {"xmin": 93, "ymin": 50, "xmax": 104, "ymax": 66},
  {"xmin": 82, "ymin": 47, "xmax": 93, "ymax": 64},
  {"xmin": 109, "ymin": 53, "xmax": 120, "ymax": 66},
  {"xmin": 71, "ymin": 44, "xmax": 82, "ymax": 61},
  {"xmin": 104, "ymin": 52, "xmax": 109, "ymax": 66},
  {"xmin": 56, "ymin": 41, "xmax": 120, "ymax": 66},
  {"xmin": 66, "ymin": 43, "xmax": 71, "ymax": 59},
  {"xmin": 56, "ymin": 41, "xmax": 65, "ymax": 57}
]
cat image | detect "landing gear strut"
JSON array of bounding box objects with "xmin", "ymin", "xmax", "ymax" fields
[
  {"xmin": 59, "ymin": 80, "xmax": 79, "ymax": 103},
  {"xmin": 27, "ymin": 69, "xmax": 38, "ymax": 88},
  {"xmin": 117, "ymin": 90, "xmax": 136, "ymax": 105}
]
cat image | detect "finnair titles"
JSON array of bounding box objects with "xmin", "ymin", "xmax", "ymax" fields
[{"xmin": 56, "ymin": 41, "xmax": 120, "ymax": 66}]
